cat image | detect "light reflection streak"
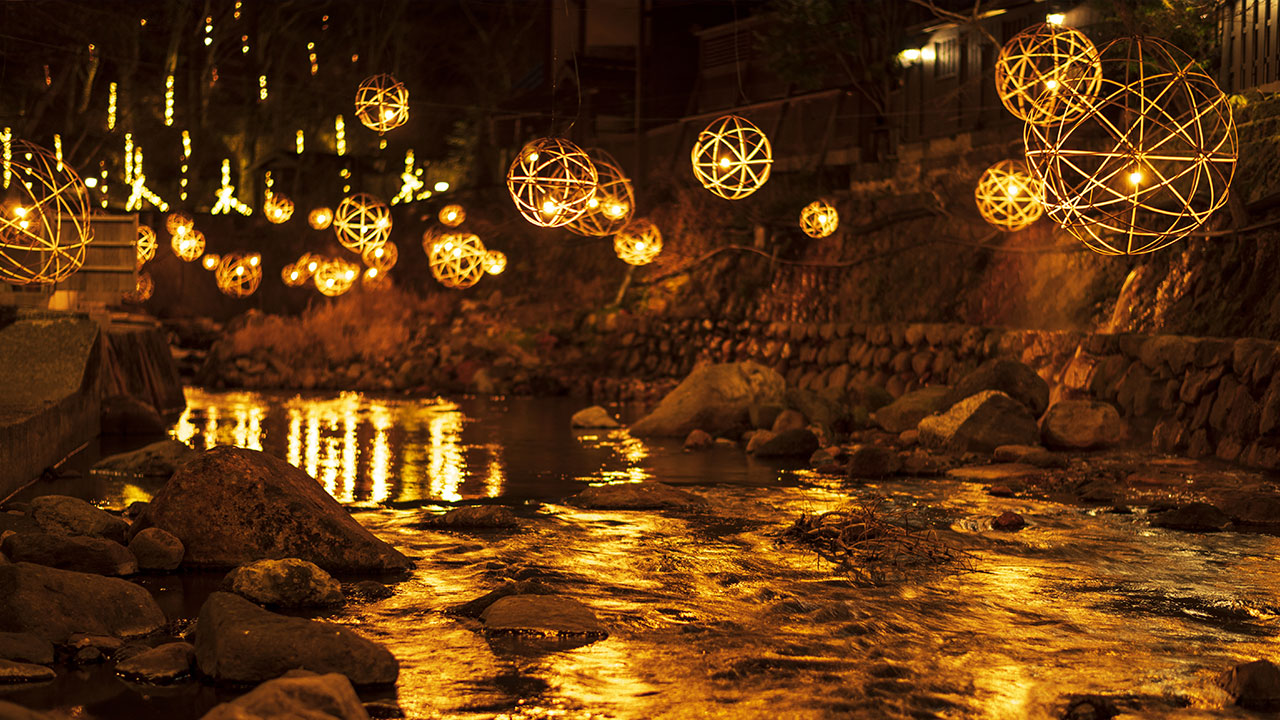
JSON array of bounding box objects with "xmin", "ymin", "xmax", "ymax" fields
[{"xmin": 428, "ymin": 410, "xmax": 465, "ymax": 502}]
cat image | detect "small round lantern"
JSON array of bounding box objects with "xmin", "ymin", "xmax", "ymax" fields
[
  {"xmin": 0, "ymin": 140, "xmax": 92, "ymax": 285},
  {"xmin": 298, "ymin": 252, "xmax": 322, "ymax": 278},
  {"xmin": 996, "ymin": 23, "xmax": 1102, "ymax": 125},
  {"xmin": 333, "ymin": 193, "xmax": 391, "ymax": 253},
  {"xmin": 201, "ymin": 253, "xmax": 221, "ymax": 271},
  {"xmin": 438, "ymin": 204, "xmax": 465, "ymax": 227},
  {"xmin": 482, "ymin": 250, "xmax": 507, "ymax": 276},
  {"xmin": 613, "ymin": 219, "xmax": 662, "ymax": 266},
  {"xmin": 799, "ymin": 200, "xmax": 839, "ymax": 238},
  {"xmin": 974, "ymin": 160, "xmax": 1044, "ymax": 232},
  {"xmin": 354, "ymin": 74, "xmax": 409, "ymax": 133},
  {"xmin": 428, "ymin": 233, "xmax": 487, "ymax": 289},
  {"xmin": 166, "ymin": 212, "xmax": 194, "ymax": 237},
  {"xmin": 567, "ymin": 148, "xmax": 635, "ymax": 237},
  {"xmin": 362, "ymin": 266, "xmax": 391, "ymax": 289},
  {"xmin": 308, "ymin": 207, "xmax": 333, "ymax": 230},
  {"xmin": 125, "ymin": 272, "xmax": 153, "ymax": 303},
  {"xmin": 506, "ymin": 137, "xmax": 599, "ymax": 228},
  {"xmin": 314, "ymin": 257, "xmax": 359, "ymax": 297},
  {"xmin": 691, "ymin": 115, "xmax": 772, "ymax": 200},
  {"xmin": 362, "ymin": 240, "xmax": 398, "ymax": 272},
  {"xmin": 282, "ymin": 263, "xmax": 307, "ymax": 287},
  {"xmin": 214, "ymin": 253, "xmax": 262, "ymax": 298},
  {"xmin": 1024, "ymin": 35, "xmax": 1237, "ymax": 254},
  {"xmin": 172, "ymin": 228, "xmax": 205, "ymax": 262},
  {"xmin": 136, "ymin": 225, "xmax": 157, "ymax": 266},
  {"xmin": 264, "ymin": 193, "xmax": 295, "ymax": 224}
]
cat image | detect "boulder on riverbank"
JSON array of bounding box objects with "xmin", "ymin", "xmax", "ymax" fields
[
  {"xmin": 0, "ymin": 563, "xmax": 165, "ymax": 643},
  {"xmin": 223, "ymin": 558, "xmax": 344, "ymax": 608},
  {"xmin": 946, "ymin": 358, "xmax": 1049, "ymax": 417},
  {"xmin": 918, "ymin": 391, "xmax": 1039, "ymax": 453},
  {"xmin": 91, "ymin": 439, "xmax": 197, "ymax": 478},
  {"xmin": 570, "ymin": 406, "xmax": 620, "ymax": 429},
  {"xmin": 115, "ymin": 642, "xmax": 195, "ymax": 684},
  {"xmin": 1040, "ymin": 399, "xmax": 1126, "ymax": 449},
  {"xmin": 1218, "ymin": 659, "xmax": 1280, "ymax": 710},
  {"xmin": 127, "ymin": 528, "xmax": 184, "ymax": 571},
  {"xmin": 131, "ymin": 446, "xmax": 411, "ymax": 574},
  {"xmin": 28, "ymin": 496, "xmax": 128, "ymax": 542},
  {"xmin": 1, "ymin": 533, "xmax": 137, "ymax": 576},
  {"xmin": 629, "ymin": 362, "xmax": 784, "ymax": 438},
  {"xmin": 199, "ymin": 670, "xmax": 370, "ymax": 720},
  {"xmin": 873, "ymin": 387, "xmax": 951, "ymax": 434}
]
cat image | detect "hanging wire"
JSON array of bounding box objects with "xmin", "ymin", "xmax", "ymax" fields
[
  {"xmin": 732, "ymin": 0, "xmax": 748, "ymax": 104},
  {"xmin": 565, "ymin": 0, "xmax": 584, "ymax": 134}
]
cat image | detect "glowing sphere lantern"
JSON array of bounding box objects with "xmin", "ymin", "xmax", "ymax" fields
[
  {"xmin": 1024, "ymin": 36, "xmax": 1237, "ymax": 255},
  {"xmin": 613, "ymin": 219, "xmax": 662, "ymax": 266},
  {"xmin": 171, "ymin": 229, "xmax": 205, "ymax": 262},
  {"xmin": 0, "ymin": 140, "xmax": 92, "ymax": 285},
  {"xmin": 214, "ymin": 253, "xmax": 262, "ymax": 298},
  {"xmin": 974, "ymin": 160, "xmax": 1044, "ymax": 232},
  {"xmin": 201, "ymin": 253, "xmax": 221, "ymax": 271},
  {"xmin": 691, "ymin": 115, "xmax": 772, "ymax": 200},
  {"xmin": 136, "ymin": 225, "xmax": 157, "ymax": 266},
  {"xmin": 124, "ymin": 272, "xmax": 153, "ymax": 303},
  {"xmin": 264, "ymin": 193, "xmax": 295, "ymax": 224},
  {"xmin": 314, "ymin": 257, "xmax": 360, "ymax": 296},
  {"xmin": 298, "ymin": 252, "xmax": 322, "ymax": 278},
  {"xmin": 354, "ymin": 74, "xmax": 409, "ymax": 133},
  {"xmin": 428, "ymin": 232, "xmax": 487, "ymax": 289},
  {"xmin": 799, "ymin": 200, "xmax": 839, "ymax": 238},
  {"xmin": 438, "ymin": 204, "xmax": 465, "ymax": 227},
  {"xmin": 995, "ymin": 22, "xmax": 1102, "ymax": 125},
  {"xmin": 483, "ymin": 250, "xmax": 507, "ymax": 276},
  {"xmin": 362, "ymin": 266, "xmax": 390, "ymax": 289},
  {"xmin": 566, "ymin": 148, "xmax": 635, "ymax": 237},
  {"xmin": 308, "ymin": 207, "xmax": 333, "ymax": 230},
  {"xmin": 506, "ymin": 137, "xmax": 598, "ymax": 228},
  {"xmin": 333, "ymin": 192, "xmax": 391, "ymax": 253},
  {"xmin": 281, "ymin": 263, "xmax": 307, "ymax": 287},
  {"xmin": 166, "ymin": 211, "xmax": 194, "ymax": 237},
  {"xmin": 362, "ymin": 240, "xmax": 398, "ymax": 272}
]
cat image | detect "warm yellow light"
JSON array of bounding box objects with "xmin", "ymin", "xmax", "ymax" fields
[
  {"xmin": 1006, "ymin": 182, "xmax": 1021, "ymax": 197},
  {"xmin": 433, "ymin": 181, "xmax": 449, "ymax": 192},
  {"xmin": 354, "ymin": 74, "xmax": 409, "ymax": 133},
  {"xmin": 164, "ymin": 75, "xmax": 174, "ymax": 126},
  {"xmin": 107, "ymin": 82, "xmax": 117, "ymax": 131},
  {"xmin": 308, "ymin": 207, "xmax": 333, "ymax": 230},
  {"xmin": 541, "ymin": 200, "xmax": 556, "ymax": 214},
  {"xmin": 1045, "ymin": 78, "xmax": 1059, "ymax": 91},
  {"xmin": 1047, "ymin": 13, "xmax": 1066, "ymax": 25},
  {"xmin": 296, "ymin": 130, "xmax": 304, "ymax": 154},
  {"xmin": 613, "ymin": 218, "xmax": 663, "ymax": 265},
  {"xmin": 201, "ymin": 255, "xmax": 219, "ymax": 270},
  {"xmin": 13, "ymin": 206, "xmax": 27, "ymax": 217},
  {"xmin": 901, "ymin": 48, "xmax": 921, "ymax": 62},
  {"xmin": 691, "ymin": 115, "xmax": 772, "ymax": 200},
  {"xmin": 335, "ymin": 114, "xmax": 346, "ymax": 156},
  {"xmin": 1129, "ymin": 170, "xmax": 1143, "ymax": 185},
  {"xmin": 920, "ymin": 46, "xmax": 936, "ymax": 61},
  {"xmin": 718, "ymin": 157, "xmax": 731, "ymax": 168}
]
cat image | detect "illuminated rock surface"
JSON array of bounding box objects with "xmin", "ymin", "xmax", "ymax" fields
[
  {"xmin": 199, "ymin": 670, "xmax": 370, "ymax": 720},
  {"xmin": 223, "ymin": 558, "xmax": 344, "ymax": 608},
  {"xmin": 629, "ymin": 362, "xmax": 784, "ymax": 438}
]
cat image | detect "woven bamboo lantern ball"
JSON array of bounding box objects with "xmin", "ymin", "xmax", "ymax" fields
[
  {"xmin": 313, "ymin": 257, "xmax": 360, "ymax": 296},
  {"xmin": 125, "ymin": 271, "xmax": 153, "ymax": 303},
  {"xmin": 691, "ymin": 115, "xmax": 773, "ymax": 200},
  {"xmin": 136, "ymin": 225, "xmax": 157, "ymax": 266},
  {"xmin": 166, "ymin": 211, "xmax": 194, "ymax": 237},
  {"xmin": 214, "ymin": 253, "xmax": 262, "ymax": 298},
  {"xmin": 974, "ymin": 160, "xmax": 1044, "ymax": 231},
  {"xmin": 438, "ymin": 204, "xmax": 465, "ymax": 227},
  {"xmin": 355, "ymin": 74, "xmax": 409, "ymax": 133},
  {"xmin": 264, "ymin": 193, "xmax": 295, "ymax": 224},
  {"xmin": 506, "ymin": 137, "xmax": 599, "ymax": 228},
  {"xmin": 362, "ymin": 240, "xmax": 398, "ymax": 272},
  {"xmin": 298, "ymin": 252, "xmax": 322, "ymax": 278},
  {"xmin": 362, "ymin": 266, "xmax": 391, "ymax": 289},
  {"xmin": 333, "ymin": 192, "xmax": 391, "ymax": 253},
  {"xmin": 428, "ymin": 233, "xmax": 487, "ymax": 289},
  {"xmin": 799, "ymin": 200, "xmax": 839, "ymax": 238},
  {"xmin": 172, "ymin": 228, "xmax": 205, "ymax": 262},
  {"xmin": 282, "ymin": 263, "xmax": 307, "ymax": 287},
  {"xmin": 613, "ymin": 219, "xmax": 662, "ymax": 266},
  {"xmin": 201, "ymin": 253, "xmax": 222, "ymax": 271},
  {"xmin": 0, "ymin": 140, "xmax": 91, "ymax": 285},
  {"xmin": 308, "ymin": 207, "xmax": 333, "ymax": 230},
  {"xmin": 482, "ymin": 249, "xmax": 507, "ymax": 276},
  {"xmin": 1024, "ymin": 36, "xmax": 1237, "ymax": 255},
  {"xmin": 567, "ymin": 148, "xmax": 635, "ymax": 237},
  {"xmin": 996, "ymin": 22, "xmax": 1102, "ymax": 125}
]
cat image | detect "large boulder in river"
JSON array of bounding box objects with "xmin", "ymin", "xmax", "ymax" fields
[
  {"xmin": 629, "ymin": 362, "xmax": 784, "ymax": 438},
  {"xmin": 918, "ymin": 391, "xmax": 1039, "ymax": 453},
  {"xmin": 0, "ymin": 562, "xmax": 166, "ymax": 643},
  {"xmin": 1039, "ymin": 399, "xmax": 1126, "ymax": 449},
  {"xmin": 223, "ymin": 558, "xmax": 344, "ymax": 608},
  {"xmin": 195, "ymin": 592, "xmax": 398, "ymax": 686},
  {"xmin": 1, "ymin": 533, "xmax": 137, "ymax": 576},
  {"xmin": 750, "ymin": 428, "xmax": 820, "ymax": 458},
  {"xmin": 570, "ymin": 406, "xmax": 620, "ymax": 429},
  {"xmin": 28, "ymin": 495, "xmax": 128, "ymax": 542},
  {"xmin": 127, "ymin": 528, "xmax": 184, "ymax": 571},
  {"xmin": 946, "ymin": 358, "xmax": 1049, "ymax": 417},
  {"xmin": 873, "ymin": 387, "xmax": 952, "ymax": 433},
  {"xmin": 131, "ymin": 446, "xmax": 411, "ymax": 573},
  {"xmin": 199, "ymin": 670, "xmax": 370, "ymax": 720},
  {"xmin": 92, "ymin": 439, "xmax": 197, "ymax": 478}
]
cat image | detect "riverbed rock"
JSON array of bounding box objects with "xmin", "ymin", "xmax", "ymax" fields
[
  {"xmin": 992, "ymin": 511, "xmax": 1026, "ymax": 531},
  {"xmin": 873, "ymin": 387, "xmax": 952, "ymax": 434},
  {"xmin": 223, "ymin": 558, "xmax": 344, "ymax": 608},
  {"xmin": 918, "ymin": 391, "xmax": 1040, "ymax": 453},
  {"xmin": 1, "ymin": 533, "xmax": 137, "ymax": 576},
  {"xmin": 115, "ymin": 642, "xmax": 195, "ymax": 684},
  {"xmin": 751, "ymin": 428, "xmax": 820, "ymax": 458},
  {"xmin": 0, "ymin": 563, "xmax": 165, "ymax": 642},
  {"xmin": 100, "ymin": 395, "xmax": 167, "ymax": 436},
  {"xmin": 481, "ymin": 595, "xmax": 606, "ymax": 636},
  {"xmin": 0, "ymin": 658, "xmax": 55, "ymax": 684},
  {"xmin": 195, "ymin": 592, "xmax": 398, "ymax": 686},
  {"xmin": 770, "ymin": 409, "xmax": 807, "ymax": 434},
  {"xmin": 346, "ymin": 580, "xmax": 395, "ymax": 601},
  {"xmin": 568, "ymin": 483, "xmax": 705, "ymax": 510},
  {"xmin": 846, "ymin": 445, "xmax": 902, "ymax": 479},
  {"xmin": 0, "ymin": 632, "xmax": 53, "ymax": 665},
  {"xmin": 127, "ymin": 528, "xmax": 184, "ymax": 571},
  {"xmin": 947, "ymin": 358, "xmax": 1049, "ymax": 417},
  {"xmin": 200, "ymin": 670, "xmax": 370, "ymax": 720},
  {"xmin": 1151, "ymin": 502, "xmax": 1231, "ymax": 532},
  {"xmin": 570, "ymin": 406, "xmax": 620, "ymax": 429},
  {"xmin": 91, "ymin": 439, "xmax": 197, "ymax": 477},
  {"xmin": 420, "ymin": 505, "xmax": 517, "ymax": 529},
  {"xmin": 28, "ymin": 496, "xmax": 128, "ymax": 542},
  {"xmin": 132, "ymin": 446, "xmax": 411, "ymax": 573},
  {"xmin": 683, "ymin": 429, "xmax": 714, "ymax": 450},
  {"xmin": 1218, "ymin": 659, "xmax": 1280, "ymax": 710},
  {"xmin": 629, "ymin": 362, "xmax": 784, "ymax": 438},
  {"xmin": 1040, "ymin": 400, "xmax": 1126, "ymax": 450}
]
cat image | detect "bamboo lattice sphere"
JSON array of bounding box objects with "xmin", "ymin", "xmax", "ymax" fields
[
  {"xmin": 136, "ymin": 225, "xmax": 157, "ymax": 266},
  {"xmin": 438, "ymin": 204, "xmax": 465, "ymax": 227},
  {"xmin": 799, "ymin": 200, "xmax": 839, "ymax": 238},
  {"xmin": 264, "ymin": 193, "xmax": 295, "ymax": 224},
  {"xmin": 614, "ymin": 219, "xmax": 662, "ymax": 266},
  {"xmin": 125, "ymin": 271, "xmax": 153, "ymax": 303},
  {"xmin": 428, "ymin": 233, "xmax": 487, "ymax": 289},
  {"xmin": 567, "ymin": 148, "xmax": 635, "ymax": 237},
  {"xmin": 506, "ymin": 137, "xmax": 599, "ymax": 228},
  {"xmin": 996, "ymin": 23, "xmax": 1102, "ymax": 125},
  {"xmin": 1024, "ymin": 36, "xmax": 1238, "ymax": 255},
  {"xmin": 333, "ymin": 193, "xmax": 391, "ymax": 253},
  {"xmin": 0, "ymin": 140, "xmax": 92, "ymax": 285},
  {"xmin": 166, "ymin": 212, "xmax": 194, "ymax": 237},
  {"xmin": 201, "ymin": 253, "xmax": 221, "ymax": 271},
  {"xmin": 314, "ymin": 258, "xmax": 360, "ymax": 296},
  {"xmin": 298, "ymin": 252, "xmax": 323, "ymax": 278},
  {"xmin": 362, "ymin": 266, "xmax": 391, "ymax": 289},
  {"xmin": 282, "ymin": 263, "xmax": 307, "ymax": 287},
  {"xmin": 172, "ymin": 229, "xmax": 205, "ymax": 262},
  {"xmin": 483, "ymin": 249, "xmax": 507, "ymax": 276},
  {"xmin": 362, "ymin": 240, "xmax": 398, "ymax": 271},
  {"xmin": 214, "ymin": 253, "xmax": 262, "ymax": 298},
  {"xmin": 974, "ymin": 160, "xmax": 1044, "ymax": 231},
  {"xmin": 691, "ymin": 115, "xmax": 772, "ymax": 200},
  {"xmin": 355, "ymin": 74, "xmax": 409, "ymax": 133},
  {"xmin": 308, "ymin": 207, "xmax": 333, "ymax": 230}
]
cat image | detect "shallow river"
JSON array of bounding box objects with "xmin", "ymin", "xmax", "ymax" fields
[{"xmin": 6, "ymin": 388, "xmax": 1280, "ymax": 719}]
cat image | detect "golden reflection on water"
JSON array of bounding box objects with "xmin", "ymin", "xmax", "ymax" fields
[{"xmin": 575, "ymin": 429, "xmax": 652, "ymax": 485}]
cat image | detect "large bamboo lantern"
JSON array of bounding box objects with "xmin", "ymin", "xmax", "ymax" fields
[
  {"xmin": 506, "ymin": 137, "xmax": 598, "ymax": 228},
  {"xmin": 974, "ymin": 160, "xmax": 1044, "ymax": 231},
  {"xmin": 136, "ymin": 225, "xmax": 157, "ymax": 266},
  {"xmin": 0, "ymin": 140, "xmax": 92, "ymax": 285},
  {"xmin": 691, "ymin": 115, "xmax": 772, "ymax": 200},
  {"xmin": 362, "ymin": 240, "xmax": 398, "ymax": 272},
  {"xmin": 799, "ymin": 200, "xmax": 839, "ymax": 238},
  {"xmin": 314, "ymin": 257, "xmax": 360, "ymax": 296},
  {"xmin": 333, "ymin": 192, "xmax": 391, "ymax": 253},
  {"xmin": 567, "ymin": 148, "xmax": 634, "ymax": 237},
  {"xmin": 354, "ymin": 74, "xmax": 409, "ymax": 133},
  {"xmin": 428, "ymin": 232, "xmax": 487, "ymax": 289},
  {"xmin": 613, "ymin": 219, "xmax": 662, "ymax": 266},
  {"xmin": 438, "ymin": 204, "xmax": 465, "ymax": 227},
  {"xmin": 264, "ymin": 193, "xmax": 294, "ymax": 224},
  {"xmin": 1024, "ymin": 36, "xmax": 1237, "ymax": 255},
  {"xmin": 995, "ymin": 22, "xmax": 1102, "ymax": 125},
  {"xmin": 172, "ymin": 228, "xmax": 205, "ymax": 262},
  {"xmin": 215, "ymin": 253, "xmax": 262, "ymax": 298}
]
